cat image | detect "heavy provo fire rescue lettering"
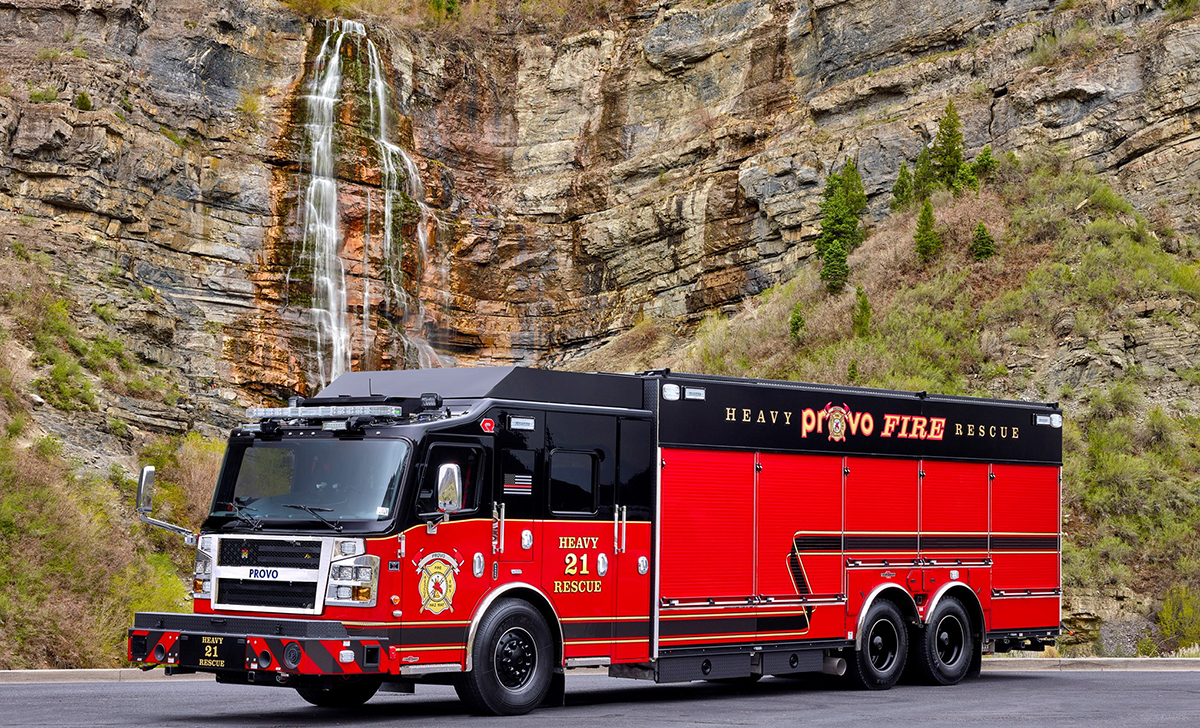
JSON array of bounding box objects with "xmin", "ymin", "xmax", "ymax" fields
[{"xmin": 724, "ymin": 405, "xmax": 946, "ymax": 441}]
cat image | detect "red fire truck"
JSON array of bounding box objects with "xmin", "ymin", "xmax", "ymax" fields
[{"xmin": 129, "ymin": 367, "xmax": 1062, "ymax": 714}]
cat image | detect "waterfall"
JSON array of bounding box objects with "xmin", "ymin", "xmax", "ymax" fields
[
  {"xmin": 361, "ymin": 36, "xmax": 440, "ymax": 368},
  {"xmin": 301, "ymin": 22, "xmax": 353, "ymax": 389},
  {"xmin": 297, "ymin": 19, "xmax": 441, "ymax": 388}
]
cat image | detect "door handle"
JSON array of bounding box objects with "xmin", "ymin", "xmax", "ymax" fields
[{"xmin": 620, "ymin": 506, "xmax": 627, "ymax": 554}]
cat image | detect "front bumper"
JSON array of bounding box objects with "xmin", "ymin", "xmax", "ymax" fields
[{"xmin": 128, "ymin": 612, "xmax": 389, "ymax": 677}]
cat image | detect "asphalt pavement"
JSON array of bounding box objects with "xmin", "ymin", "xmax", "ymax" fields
[{"xmin": 2, "ymin": 670, "xmax": 1199, "ymax": 727}]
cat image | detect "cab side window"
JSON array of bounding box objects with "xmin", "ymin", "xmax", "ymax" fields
[
  {"xmin": 549, "ymin": 451, "xmax": 597, "ymax": 515},
  {"xmin": 417, "ymin": 444, "xmax": 483, "ymax": 516}
]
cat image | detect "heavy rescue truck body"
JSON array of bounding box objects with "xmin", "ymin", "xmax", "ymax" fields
[{"xmin": 129, "ymin": 367, "xmax": 1063, "ymax": 714}]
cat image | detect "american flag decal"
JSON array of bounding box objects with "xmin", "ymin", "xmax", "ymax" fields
[{"xmin": 503, "ymin": 474, "xmax": 533, "ymax": 496}]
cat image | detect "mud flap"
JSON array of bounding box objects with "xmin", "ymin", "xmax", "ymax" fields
[{"xmin": 540, "ymin": 669, "xmax": 565, "ymax": 707}]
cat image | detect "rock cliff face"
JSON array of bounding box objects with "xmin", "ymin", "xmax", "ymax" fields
[{"xmin": 2, "ymin": 0, "xmax": 1198, "ymax": 422}]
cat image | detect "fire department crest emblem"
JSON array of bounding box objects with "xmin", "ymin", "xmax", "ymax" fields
[
  {"xmin": 416, "ymin": 552, "xmax": 459, "ymax": 615},
  {"xmin": 824, "ymin": 403, "xmax": 851, "ymax": 442}
]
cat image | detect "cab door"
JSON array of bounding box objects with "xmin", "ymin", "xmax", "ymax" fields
[
  {"xmin": 539, "ymin": 411, "xmax": 617, "ymax": 661},
  {"xmin": 612, "ymin": 417, "xmax": 654, "ymax": 663}
]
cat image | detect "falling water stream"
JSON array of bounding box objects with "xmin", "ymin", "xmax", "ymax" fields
[{"xmin": 299, "ymin": 20, "xmax": 439, "ymax": 387}]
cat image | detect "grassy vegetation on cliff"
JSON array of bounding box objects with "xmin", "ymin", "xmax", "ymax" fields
[
  {"xmin": 0, "ymin": 250, "xmax": 225, "ymax": 668},
  {"xmin": 592, "ymin": 149, "xmax": 1200, "ymax": 652}
]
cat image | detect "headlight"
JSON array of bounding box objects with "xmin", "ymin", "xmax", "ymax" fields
[
  {"xmin": 337, "ymin": 540, "xmax": 359, "ymax": 556},
  {"xmin": 355, "ymin": 566, "xmax": 373, "ymax": 582},
  {"xmin": 192, "ymin": 542, "xmax": 213, "ymax": 596},
  {"xmin": 332, "ymin": 565, "xmax": 354, "ymax": 581},
  {"xmin": 336, "ymin": 586, "xmax": 353, "ymax": 600}
]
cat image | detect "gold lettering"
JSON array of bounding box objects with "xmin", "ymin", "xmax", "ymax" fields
[
  {"xmin": 1000, "ymin": 426, "xmax": 1008, "ymax": 439},
  {"xmin": 955, "ymin": 422, "xmax": 963, "ymax": 436},
  {"xmin": 910, "ymin": 416, "xmax": 928, "ymax": 440},
  {"xmin": 967, "ymin": 423, "xmax": 975, "ymax": 436},
  {"xmin": 757, "ymin": 410, "xmax": 766, "ymax": 424},
  {"xmin": 784, "ymin": 412, "xmax": 792, "ymax": 425},
  {"xmin": 559, "ymin": 537, "xmax": 569, "ymax": 549},
  {"xmin": 770, "ymin": 411, "xmax": 779, "ymax": 424},
  {"xmin": 816, "ymin": 410, "xmax": 827, "ymax": 434},
  {"xmin": 801, "ymin": 408, "xmax": 817, "ymax": 438},
  {"xmin": 928, "ymin": 418, "xmax": 946, "ymax": 441},
  {"xmin": 743, "ymin": 409, "xmax": 751, "ymax": 423},
  {"xmin": 1012, "ymin": 427, "xmax": 1019, "ymax": 439},
  {"xmin": 846, "ymin": 411, "xmax": 862, "ymax": 435},
  {"xmin": 990, "ymin": 425, "xmax": 997, "ymax": 438},
  {"xmin": 881, "ymin": 414, "xmax": 901, "ymax": 438},
  {"xmin": 860, "ymin": 412, "xmax": 875, "ymax": 436},
  {"xmin": 726, "ymin": 407, "xmax": 737, "ymax": 422},
  {"xmin": 898, "ymin": 416, "xmax": 912, "ymax": 438}
]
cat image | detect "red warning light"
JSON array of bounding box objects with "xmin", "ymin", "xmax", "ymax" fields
[{"xmin": 480, "ymin": 419, "xmax": 496, "ymax": 433}]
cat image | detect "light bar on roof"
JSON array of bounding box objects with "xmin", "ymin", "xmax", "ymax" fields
[{"xmin": 245, "ymin": 405, "xmax": 404, "ymax": 420}]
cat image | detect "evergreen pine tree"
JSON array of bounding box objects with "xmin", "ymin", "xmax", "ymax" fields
[
  {"xmin": 914, "ymin": 199, "xmax": 942, "ymax": 263},
  {"xmin": 816, "ymin": 168, "xmax": 863, "ymax": 258},
  {"xmin": 931, "ymin": 99, "xmax": 964, "ymax": 187},
  {"xmin": 970, "ymin": 221, "xmax": 997, "ymax": 260},
  {"xmin": 815, "ymin": 172, "xmax": 844, "ymax": 259},
  {"xmin": 912, "ymin": 146, "xmax": 935, "ymax": 202},
  {"xmin": 820, "ymin": 238, "xmax": 849, "ymax": 293},
  {"xmin": 841, "ymin": 159, "xmax": 868, "ymax": 217},
  {"xmin": 890, "ymin": 162, "xmax": 913, "ymax": 211},
  {"xmin": 851, "ymin": 286, "xmax": 871, "ymax": 337}
]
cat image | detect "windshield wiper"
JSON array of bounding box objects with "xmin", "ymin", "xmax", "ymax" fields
[
  {"xmin": 282, "ymin": 504, "xmax": 343, "ymax": 532},
  {"xmin": 213, "ymin": 500, "xmax": 263, "ymax": 530}
]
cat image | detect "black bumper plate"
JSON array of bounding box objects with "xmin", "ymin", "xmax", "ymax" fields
[{"xmin": 177, "ymin": 633, "xmax": 246, "ymax": 671}]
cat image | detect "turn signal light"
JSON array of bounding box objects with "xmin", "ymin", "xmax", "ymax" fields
[
  {"xmin": 352, "ymin": 586, "xmax": 372, "ymax": 601},
  {"xmin": 193, "ymin": 578, "xmax": 203, "ymax": 593}
]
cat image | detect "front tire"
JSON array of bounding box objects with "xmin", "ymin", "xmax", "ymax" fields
[
  {"xmin": 907, "ymin": 595, "xmax": 974, "ymax": 685},
  {"xmin": 846, "ymin": 599, "xmax": 908, "ymax": 690},
  {"xmin": 457, "ymin": 599, "xmax": 554, "ymax": 715},
  {"xmin": 294, "ymin": 677, "xmax": 381, "ymax": 708}
]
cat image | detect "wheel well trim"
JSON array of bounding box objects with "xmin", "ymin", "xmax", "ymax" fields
[
  {"xmin": 924, "ymin": 581, "xmax": 985, "ymax": 634},
  {"xmin": 464, "ymin": 582, "xmax": 563, "ymax": 672},
  {"xmin": 854, "ymin": 584, "xmax": 919, "ymax": 652}
]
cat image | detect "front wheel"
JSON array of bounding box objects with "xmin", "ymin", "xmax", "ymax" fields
[
  {"xmin": 846, "ymin": 599, "xmax": 908, "ymax": 690},
  {"xmin": 294, "ymin": 677, "xmax": 381, "ymax": 708},
  {"xmin": 907, "ymin": 595, "xmax": 974, "ymax": 685},
  {"xmin": 457, "ymin": 599, "xmax": 554, "ymax": 715}
]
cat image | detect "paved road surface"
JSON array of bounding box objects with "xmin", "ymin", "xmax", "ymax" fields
[{"xmin": 2, "ymin": 672, "xmax": 1198, "ymax": 727}]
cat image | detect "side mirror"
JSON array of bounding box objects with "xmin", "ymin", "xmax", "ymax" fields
[
  {"xmin": 436, "ymin": 463, "xmax": 463, "ymax": 514},
  {"xmin": 136, "ymin": 465, "xmax": 156, "ymax": 515},
  {"xmin": 134, "ymin": 464, "xmax": 195, "ymax": 546}
]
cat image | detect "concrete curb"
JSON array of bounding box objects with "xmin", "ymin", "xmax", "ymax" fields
[
  {"xmin": 982, "ymin": 657, "xmax": 1200, "ymax": 672},
  {"xmin": 0, "ymin": 669, "xmax": 213, "ymax": 684},
  {"xmin": 1, "ymin": 659, "xmax": 1199, "ymax": 684}
]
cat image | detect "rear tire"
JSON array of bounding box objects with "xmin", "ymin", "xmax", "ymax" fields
[
  {"xmin": 457, "ymin": 599, "xmax": 554, "ymax": 715},
  {"xmin": 907, "ymin": 595, "xmax": 974, "ymax": 686},
  {"xmin": 846, "ymin": 599, "xmax": 908, "ymax": 690},
  {"xmin": 294, "ymin": 677, "xmax": 381, "ymax": 708}
]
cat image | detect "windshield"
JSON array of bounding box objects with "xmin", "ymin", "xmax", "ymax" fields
[{"xmin": 211, "ymin": 438, "xmax": 411, "ymax": 525}]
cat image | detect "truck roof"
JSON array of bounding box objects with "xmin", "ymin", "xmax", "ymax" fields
[{"xmin": 315, "ymin": 367, "xmax": 645, "ymax": 410}]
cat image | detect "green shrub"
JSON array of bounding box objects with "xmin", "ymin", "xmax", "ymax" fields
[
  {"xmin": 851, "ymin": 286, "xmax": 871, "ymax": 337},
  {"xmin": 73, "ymin": 92, "xmax": 91, "ymax": 111},
  {"xmin": 788, "ymin": 302, "xmax": 805, "ymax": 345},
  {"xmin": 1159, "ymin": 585, "xmax": 1200, "ymax": 651},
  {"xmin": 28, "ymin": 86, "xmax": 58, "ymax": 103},
  {"xmin": 1167, "ymin": 0, "xmax": 1199, "ymax": 22}
]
